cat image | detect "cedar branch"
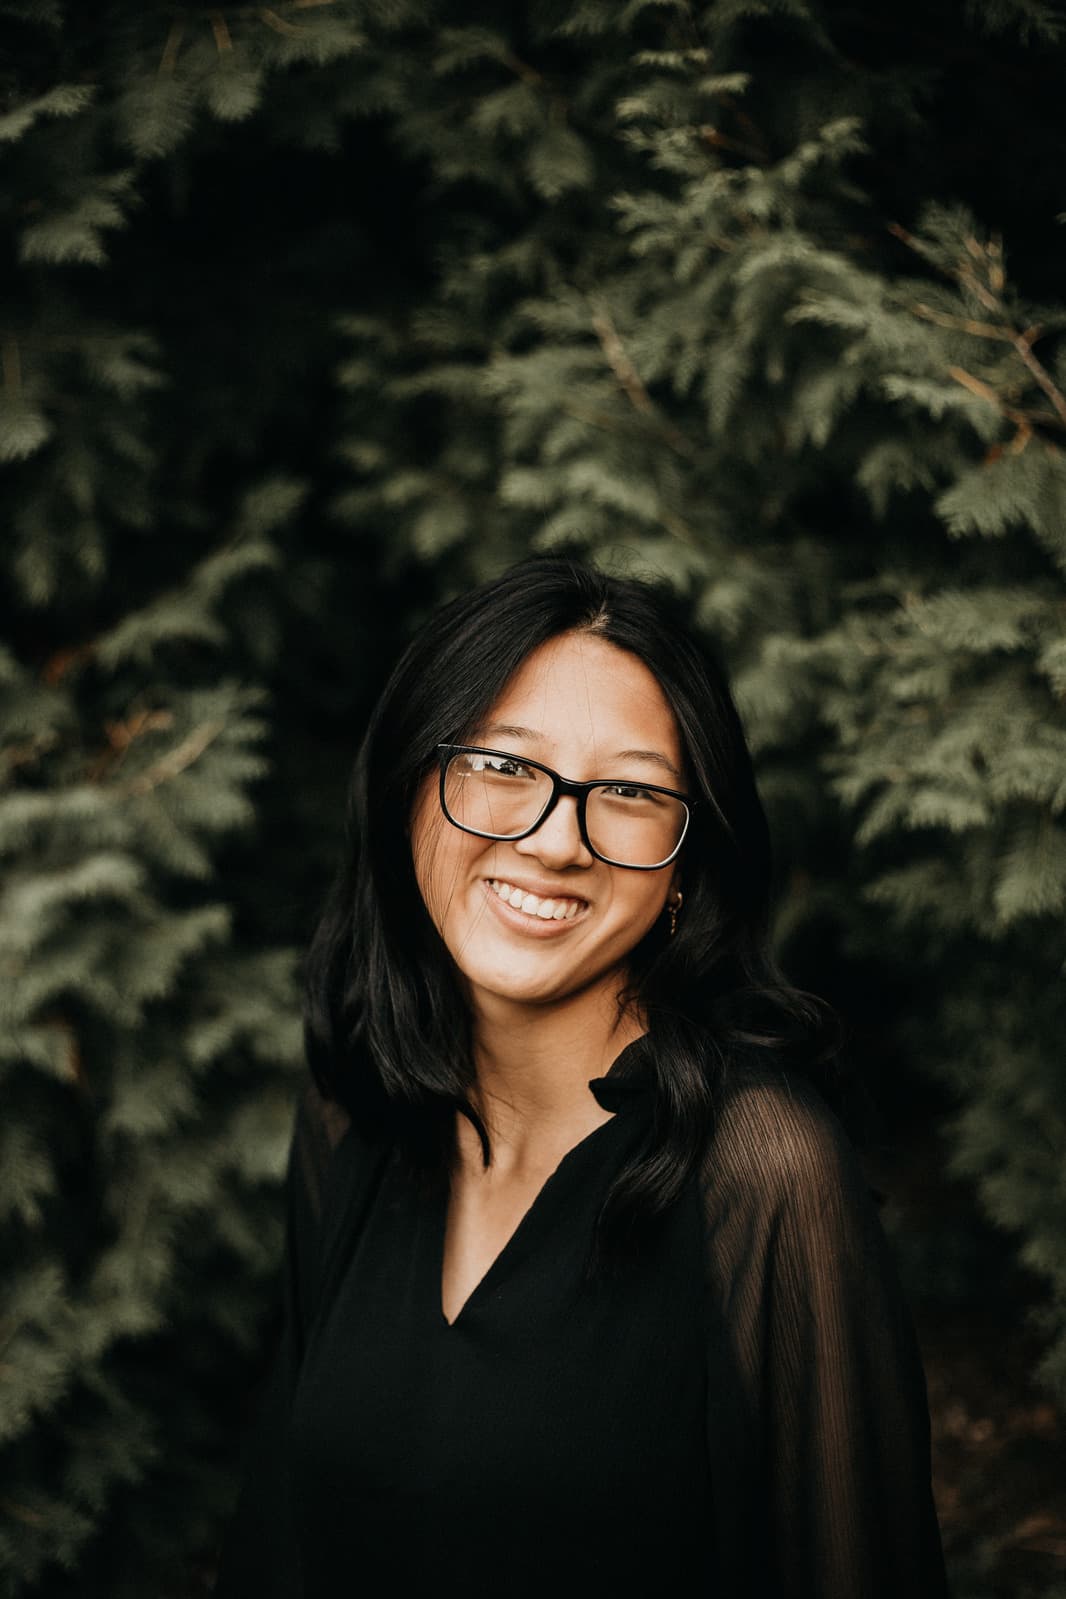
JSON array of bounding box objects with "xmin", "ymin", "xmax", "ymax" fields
[
  {"xmin": 591, "ymin": 307, "xmax": 654, "ymax": 415},
  {"xmin": 121, "ymin": 721, "xmax": 225, "ymax": 795},
  {"xmin": 911, "ymin": 302, "xmax": 1007, "ymax": 341},
  {"xmin": 88, "ymin": 708, "xmax": 174, "ymax": 782},
  {"xmin": 894, "ymin": 222, "xmax": 1066, "ymax": 433},
  {"xmin": 1012, "ymin": 331, "xmax": 1066, "ymax": 431},
  {"xmin": 945, "ymin": 366, "xmax": 1062, "ymax": 446},
  {"xmin": 913, "ymin": 307, "xmax": 1066, "ymax": 430},
  {"xmin": 590, "ymin": 305, "xmax": 694, "ymax": 457}
]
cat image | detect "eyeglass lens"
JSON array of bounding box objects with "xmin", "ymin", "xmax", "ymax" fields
[{"xmin": 442, "ymin": 750, "xmax": 687, "ymax": 868}]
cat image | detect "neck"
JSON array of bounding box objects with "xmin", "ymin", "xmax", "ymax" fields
[{"xmin": 459, "ymin": 979, "xmax": 645, "ymax": 1174}]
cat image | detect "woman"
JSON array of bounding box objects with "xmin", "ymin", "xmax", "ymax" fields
[{"xmin": 216, "ymin": 557, "xmax": 948, "ymax": 1597}]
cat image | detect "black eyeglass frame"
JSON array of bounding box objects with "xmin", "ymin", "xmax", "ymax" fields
[{"xmin": 435, "ymin": 743, "xmax": 696, "ymax": 871}]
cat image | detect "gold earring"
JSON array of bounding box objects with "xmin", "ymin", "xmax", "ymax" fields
[{"xmin": 667, "ymin": 891, "xmax": 683, "ymax": 938}]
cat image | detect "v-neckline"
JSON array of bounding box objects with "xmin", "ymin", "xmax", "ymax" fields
[{"xmin": 438, "ymin": 1111, "xmax": 622, "ymax": 1330}]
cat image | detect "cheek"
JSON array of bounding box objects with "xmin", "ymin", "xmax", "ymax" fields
[
  {"xmin": 410, "ymin": 792, "xmax": 477, "ymax": 933},
  {"xmin": 614, "ymin": 880, "xmax": 671, "ymax": 944},
  {"xmin": 410, "ymin": 793, "xmax": 445, "ymax": 923}
]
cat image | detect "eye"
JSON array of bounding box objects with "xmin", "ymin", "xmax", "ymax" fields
[
  {"xmin": 468, "ymin": 751, "xmax": 537, "ymax": 779},
  {"xmin": 601, "ymin": 783, "xmax": 659, "ymax": 803}
]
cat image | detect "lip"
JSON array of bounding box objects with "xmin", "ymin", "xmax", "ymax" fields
[{"xmin": 481, "ymin": 879, "xmax": 588, "ymax": 938}]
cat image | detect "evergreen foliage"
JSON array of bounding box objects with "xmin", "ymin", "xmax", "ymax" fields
[
  {"xmin": 329, "ymin": 3, "xmax": 1066, "ymax": 1401},
  {"xmin": 0, "ymin": 5, "xmax": 366, "ymax": 1593},
  {"xmin": 2, "ymin": 0, "xmax": 1064, "ymax": 1592}
]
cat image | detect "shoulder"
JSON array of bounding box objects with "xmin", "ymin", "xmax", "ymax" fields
[
  {"xmin": 699, "ymin": 1064, "xmax": 875, "ymax": 1228},
  {"xmin": 696, "ymin": 1065, "xmax": 906, "ymax": 1337}
]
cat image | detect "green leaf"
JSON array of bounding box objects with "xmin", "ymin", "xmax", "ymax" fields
[
  {"xmin": 0, "ymin": 395, "xmax": 52, "ymax": 461},
  {"xmin": 19, "ymin": 173, "xmax": 137, "ymax": 267},
  {"xmin": 526, "ymin": 124, "xmax": 595, "ymax": 198},
  {"xmin": 205, "ymin": 64, "xmax": 265, "ymax": 125},
  {"xmin": 994, "ymin": 816, "xmax": 1066, "ymax": 925},
  {"xmin": 0, "ymin": 84, "xmax": 94, "ymax": 145}
]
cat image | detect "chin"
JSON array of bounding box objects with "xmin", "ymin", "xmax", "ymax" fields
[{"xmin": 469, "ymin": 967, "xmax": 574, "ymax": 1008}]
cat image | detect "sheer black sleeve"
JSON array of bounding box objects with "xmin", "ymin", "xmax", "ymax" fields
[
  {"xmin": 212, "ymin": 1079, "xmax": 350, "ymax": 1598},
  {"xmin": 700, "ymin": 1070, "xmax": 949, "ymax": 1599}
]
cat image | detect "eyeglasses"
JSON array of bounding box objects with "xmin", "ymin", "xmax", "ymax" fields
[{"xmin": 436, "ymin": 745, "xmax": 695, "ymax": 870}]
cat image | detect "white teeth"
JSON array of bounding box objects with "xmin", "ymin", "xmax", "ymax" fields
[{"xmin": 489, "ymin": 880, "xmax": 582, "ymax": 921}]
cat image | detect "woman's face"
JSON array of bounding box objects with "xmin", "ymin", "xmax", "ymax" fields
[{"xmin": 410, "ymin": 630, "xmax": 684, "ymax": 1018}]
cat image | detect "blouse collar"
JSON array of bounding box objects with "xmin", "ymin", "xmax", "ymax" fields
[{"xmin": 588, "ymin": 1033, "xmax": 653, "ymax": 1113}]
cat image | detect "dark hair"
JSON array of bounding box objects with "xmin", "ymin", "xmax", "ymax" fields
[{"xmin": 304, "ymin": 556, "xmax": 839, "ymax": 1249}]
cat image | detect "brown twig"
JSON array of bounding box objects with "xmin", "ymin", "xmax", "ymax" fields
[
  {"xmin": 87, "ymin": 709, "xmax": 176, "ymax": 783},
  {"xmin": 946, "ymin": 365, "xmax": 1049, "ymax": 451},
  {"xmin": 159, "ymin": 19, "xmax": 185, "ymax": 72},
  {"xmin": 697, "ymin": 124, "xmax": 767, "ymax": 162},
  {"xmin": 104, "ymin": 710, "xmax": 175, "ymax": 753},
  {"xmin": 956, "ymin": 234, "xmax": 1003, "ymax": 315},
  {"xmin": 910, "ymin": 302, "xmax": 1007, "ymax": 341},
  {"xmin": 59, "ymin": 1019, "xmax": 87, "ymax": 1092},
  {"xmin": 42, "ymin": 644, "xmax": 94, "ymax": 685},
  {"xmin": 894, "ymin": 223, "xmax": 1066, "ymax": 435},
  {"xmin": 2, "ymin": 336, "xmax": 22, "ymax": 394},
  {"xmin": 0, "ymin": 731, "xmax": 59, "ymax": 778},
  {"xmin": 163, "ymin": 0, "xmax": 336, "ymax": 13},
  {"xmin": 945, "ymin": 365, "xmax": 1004, "ymax": 410},
  {"xmin": 590, "ymin": 303, "xmax": 694, "ymax": 458},
  {"xmin": 499, "ymin": 49, "xmax": 545, "ymax": 87},
  {"xmin": 1011, "ymin": 330, "xmax": 1066, "ymax": 431},
  {"xmin": 0, "ymin": 1500, "xmax": 48, "ymax": 1529},
  {"xmin": 658, "ymin": 509, "xmax": 697, "ymax": 546},
  {"xmin": 591, "ymin": 306, "xmax": 655, "ymax": 416},
  {"xmin": 912, "ymin": 308, "xmax": 1066, "ymax": 432},
  {"xmin": 121, "ymin": 721, "xmax": 225, "ymax": 796},
  {"xmin": 562, "ymin": 398, "xmax": 695, "ymax": 462},
  {"xmin": 209, "ymin": 11, "xmax": 233, "ymax": 51},
  {"xmin": 259, "ymin": 6, "xmax": 302, "ymax": 33}
]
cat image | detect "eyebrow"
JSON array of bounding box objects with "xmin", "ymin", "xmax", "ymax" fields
[{"xmin": 473, "ymin": 722, "xmax": 684, "ymax": 784}]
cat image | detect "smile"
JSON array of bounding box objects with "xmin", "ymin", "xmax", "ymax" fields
[{"xmin": 488, "ymin": 879, "xmax": 585, "ymax": 921}]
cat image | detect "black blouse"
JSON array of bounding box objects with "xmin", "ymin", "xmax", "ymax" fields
[{"xmin": 215, "ymin": 1042, "xmax": 948, "ymax": 1597}]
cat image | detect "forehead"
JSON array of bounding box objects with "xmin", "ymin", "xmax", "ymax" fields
[{"xmin": 476, "ymin": 631, "xmax": 683, "ymax": 767}]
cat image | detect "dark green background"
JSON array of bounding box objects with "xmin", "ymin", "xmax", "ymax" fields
[{"xmin": 1, "ymin": 3, "xmax": 1064, "ymax": 1593}]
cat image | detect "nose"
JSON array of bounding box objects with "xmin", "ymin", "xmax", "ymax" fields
[{"xmin": 513, "ymin": 794, "xmax": 593, "ymax": 870}]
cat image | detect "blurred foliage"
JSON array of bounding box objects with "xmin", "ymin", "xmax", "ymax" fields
[{"xmin": 1, "ymin": 1, "xmax": 1064, "ymax": 1593}]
